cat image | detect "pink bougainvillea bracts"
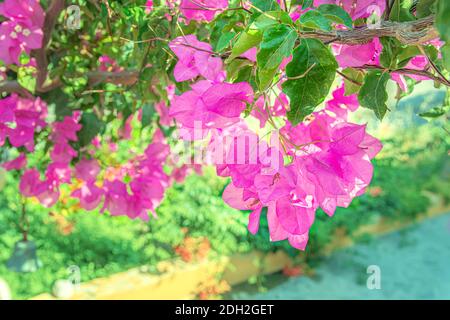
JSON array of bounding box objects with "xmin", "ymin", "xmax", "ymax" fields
[{"xmin": 0, "ymin": 0, "xmax": 44, "ymax": 65}]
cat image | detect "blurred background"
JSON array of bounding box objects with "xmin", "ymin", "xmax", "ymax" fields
[{"xmin": 0, "ymin": 82, "xmax": 449, "ymax": 300}]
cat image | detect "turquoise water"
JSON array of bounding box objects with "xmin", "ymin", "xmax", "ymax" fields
[{"xmin": 231, "ymin": 212, "xmax": 450, "ymax": 300}]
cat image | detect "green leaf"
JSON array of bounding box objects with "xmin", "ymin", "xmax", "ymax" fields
[
  {"xmin": 227, "ymin": 29, "xmax": 262, "ymax": 62},
  {"xmin": 226, "ymin": 59, "xmax": 254, "ymax": 82},
  {"xmin": 318, "ymin": 4, "xmax": 353, "ymax": 28},
  {"xmin": 358, "ymin": 70, "xmax": 390, "ymax": 120},
  {"xmin": 419, "ymin": 105, "xmax": 449, "ymax": 118},
  {"xmin": 17, "ymin": 66, "xmax": 36, "ymax": 93},
  {"xmin": 299, "ymin": 10, "xmax": 332, "ymax": 32},
  {"xmin": 257, "ymin": 67, "xmax": 278, "ymax": 91},
  {"xmin": 250, "ymin": 0, "xmax": 280, "ymax": 13},
  {"xmin": 78, "ymin": 112, "xmax": 104, "ymax": 147},
  {"xmin": 227, "ymin": 11, "xmax": 292, "ymax": 62},
  {"xmin": 301, "ymin": 0, "xmax": 314, "ymax": 9},
  {"xmin": 389, "ymin": 0, "xmax": 415, "ymax": 22},
  {"xmin": 379, "ymin": 37, "xmax": 402, "ymax": 69},
  {"xmin": 341, "ymin": 68, "xmax": 365, "ymax": 96},
  {"xmin": 258, "ymin": 25, "xmax": 297, "ymax": 70},
  {"xmin": 216, "ymin": 31, "xmax": 236, "ymax": 52},
  {"xmin": 416, "ymin": 0, "xmax": 437, "ymax": 18},
  {"xmin": 442, "ymin": 43, "xmax": 450, "ymax": 71},
  {"xmin": 436, "ymin": 0, "xmax": 450, "ymax": 42},
  {"xmin": 282, "ymin": 39, "xmax": 338, "ymax": 124},
  {"xmin": 257, "ymin": 24, "xmax": 297, "ymax": 89},
  {"xmin": 142, "ymin": 103, "xmax": 155, "ymax": 128}
]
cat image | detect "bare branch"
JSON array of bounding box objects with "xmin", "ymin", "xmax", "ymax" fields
[{"xmin": 300, "ymin": 15, "xmax": 438, "ymax": 45}]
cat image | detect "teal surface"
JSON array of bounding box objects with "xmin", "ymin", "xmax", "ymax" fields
[{"xmin": 231, "ymin": 213, "xmax": 450, "ymax": 300}]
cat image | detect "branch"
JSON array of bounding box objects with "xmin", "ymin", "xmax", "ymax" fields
[
  {"xmin": 0, "ymin": 71, "xmax": 140, "ymax": 97},
  {"xmin": 0, "ymin": 81, "xmax": 34, "ymax": 99},
  {"xmin": 354, "ymin": 64, "xmax": 450, "ymax": 87},
  {"xmin": 301, "ymin": 15, "xmax": 438, "ymax": 45},
  {"xmin": 33, "ymin": 0, "xmax": 66, "ymax": 93},
  {"xmin": 86, "ymin": 71, "xmax": 139, "ymax": 86}
]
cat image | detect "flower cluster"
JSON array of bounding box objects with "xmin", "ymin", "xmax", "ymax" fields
[
  {"xmin": 0, "ymin": 93, "xmax": 47, "ymax": 152},
  {"xmin": 168, "ymin": 31, "xmax": 382, "ymax": 250},
  {"xmin": 180, "ymin": 0, "xmax": 228, "ymax": 23},
  {"xmin": 20, "ymin": 113, "xmax": 81, "ymax": 207},
  {"xmin": 0, "ymin": 0, "xmax": 44, "ymax": 65}
]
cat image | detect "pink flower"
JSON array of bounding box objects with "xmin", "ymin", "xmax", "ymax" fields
[
  {"xmin": 19, "ymin": 169, "xmax": 60, "ymax": 207},
  {"xmin": 50, "ymin": 141, "xmax": 78, "ymax": 164},
  {"xmin": 2, "ymin": 153, "xmax": 27, "ymax": 171},
  {"xmin": 75, "ymin": 159, "xmax": 101, "ymax": 183},
  {"xmin": 180, "ymin": 0, "xmax": 228, "ymax": 23},
  {"xmin": 169, "ymin": 35, "xmax": 224, "ymax": 82},
  {"xmin": 0, "ymin": 0, "xmax": 45, "ymax": 28},
  {"xmin": 0, "ymin": 94, "xmax": 47, "ymax": 151},
  {"xmin": 391, "ymin": 56, "xmax": 430, "ymax": 91},
  {"xmin": 313, "ymin": 0, "xmax": 385, "ymax": 20},
  {"xmin": 333, "ymin": 38, "xmax": 382, "ymax": 68},
  {"xmin": 0, "ymin": 0, "xmax": 45, "ymax": 65},
  {"xmin": 155, "ymin": 101, "xmax": 174, "ymax": 126},
  {"xmin": 145, "ymin": 0, "xmax": 153, "ymax": 14},
  {"xmin": 0, "ymin": 20, "xmax": 43, "ymax": 65},
  {"xmin": 220, "ymin": 109, "xmax": 382, "ymax": 250},
  {"xmin": 98, "ymin": 55, "xmax": 123, "ymax": 73},
  {"xmin": 170, "ymin": 80, "xmax": 253, "ymax": 134},
  {"xmin": 72, "ymin": 183, "xmax": 104, "ymax": 211},
  {"xmin": 102, "ymin": 180, "xmax": 130, "ymax": 216},
  {"xmin": 326, "ymin": 85, "xmax": 359, "ymax": 118},
  {"xmin": 52, "ymin": 114, "xmax": 82, "ymax": 143}
]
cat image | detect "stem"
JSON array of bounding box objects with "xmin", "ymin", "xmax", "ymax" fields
[{"xmin": 20, "ymin": 198, "xmax": 29, "ymax": 242}]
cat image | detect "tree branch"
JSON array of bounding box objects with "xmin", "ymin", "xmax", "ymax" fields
[
  {"xmin": 0, "ymin": 81, "xmax": 34, "ymax": 99},
  {"xmin": 33, "ymin": 0, "xmax": 66, "ymax": 93},
  {"xmin": 300, "ymin": 15, "xmax": 438, "ymax": 45},
  {"xmin": 354, "ymin": 64, "xmax": 450, "ymax": 87}
]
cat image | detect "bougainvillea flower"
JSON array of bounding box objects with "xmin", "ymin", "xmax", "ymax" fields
[
  {"xmin": 333, "ymin": 38, "xmax": 381, "ymax": 68},
  {"xmin": 2, "ymin": 153, "xmax": 27, "ymax": 171},
  {"xmin": 0, "ymin": 0, "xmax": 45, "ymax": 27},
  {"xmin": 391, "ymin": 56, "xmax": 430, "ymax": 91},
  {"xmin": 75, "ymin": 159, "xmax": 101, "ymax": 183},
  {"xmin": 169, "ymin": 35, "xmax": 223, "ymax": 82},
  {"xmin": 170, "ymin": 80, "xmax": 253, "ymax": 132},
  {"xmin": 326, "ymin": 85, "xmax": 359, "ymax": 118},
  {"xmin": 145, "ymin": 0, "xmax": 154, "ymax": 14},
  {"xmin": 180, "ymin": 0, "xmax": 228, "ymax": 23},
  {"xmin": 0, "ymin": 20, "xmax": 43, "ymax": 65},
  {"xmin": 72, "ymin": 183, "xmax": 104, "ymax": 211},
  {"xmin": 313, "ymin": 0, "xmax": 385, "ymax": 20}
]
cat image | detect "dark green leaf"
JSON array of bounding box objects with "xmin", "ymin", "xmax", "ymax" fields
[
  {"xmin": 341, "ymin": 68, "xmax": 365, "ymax": 96},
  {"xmin": 250, "ymin": 0, "xmax": 280, "ymax": 12},
  {"xmin": 282, "ymin": 39, "xmax": 338, "ymax": 124},
  {"xmin": 389, "ymin": 0, "xmax": 416, "ymax": 22},
  {"xmin": 299, "ymin": 10, "xmax": 332, "ymax": 31},
  {"xmin": 358, "ymin": 70, "xmax": 390, "ymax": 120},
  {"xmin": 416, "ymin": 0, "xmax": 437, "ymax": 18},
  {"xmin": 318, "ymin": 4, "xmax": 353, "ymax": 28},
  {"xmin": 436, "ymin": 0, "xmax": 450, "ymax": 42},
  {"xmin": 142, "ymin": 103, "xmax": 155, "ymax": 128},
  {"xmin": 257, "ymin": 24, "xmax": 297, "ymax": 89},
  {"xmin": 419, "ymin": 105, "xmax": 449, "ymax": 118},
  {"xmin": 442, "ymin": 43, "xmax": 450, "ymax": 71},
  {"xmin": 78, "ymin": 112, "xmax": 104, "ymax": 147}
]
